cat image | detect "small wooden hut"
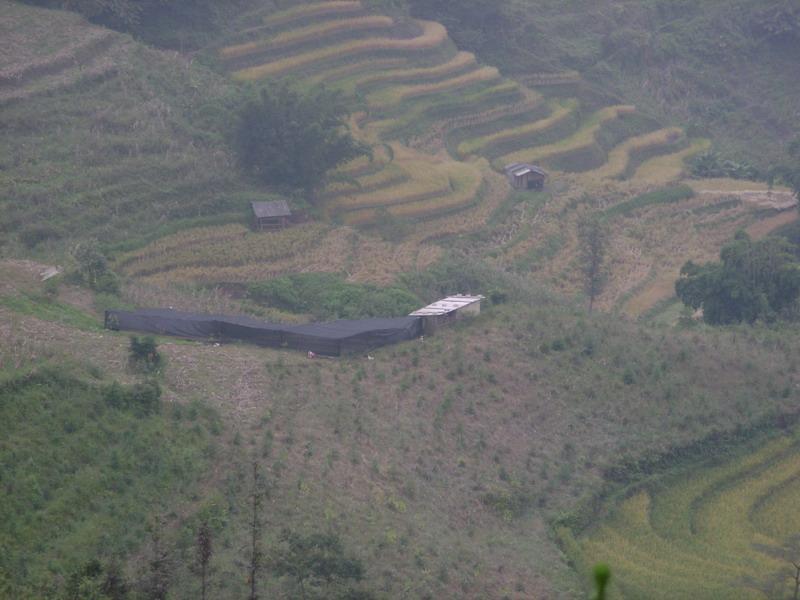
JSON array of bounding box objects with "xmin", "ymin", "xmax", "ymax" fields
[
  {"xmin": 251, "ymin": 200, "xmax": 292, "ymax": 231},
  {"xmin": 504, "ymin": 163, "xmax": 547, "ymax": 190}
]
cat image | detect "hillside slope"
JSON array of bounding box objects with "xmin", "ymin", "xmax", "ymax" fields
[{"xmin": 4, "ymin": 260, "xmax": 800, "ymax": 597}]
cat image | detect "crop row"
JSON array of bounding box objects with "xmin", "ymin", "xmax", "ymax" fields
[
  {"xmin": 342, "ymin": 165, "xmax": 483, "ymax": 225},
  {"xmin": 133, "ymin": 226, "xmax": 439, "ymax": 287},
  {"xmin": 581, "ymin": 127, "xmax": 685, "ymax": 181},
  {"xmin": 303, "ymin": 57, "xmax": 409, "ymax": 89},
  {"xmin": 119, "ymin": 223, "xmax": 329, "ymax": 277},
  {"xmin": 367, "ymin": 65, "xmax": 501, "ymax": 108},
  {"xmin": 232, "ymin": 20, "xmax": 448, "ymax": 81},
  {"xmin": 634, "ymin": 138, "xmax": 712, "ymax": 185},
  {"xmin": 324, "ymin": 163, "xmax": 409, "ymax": 198},
  {"xmin": 0, "ymin": 28, "xmax": 115, "ymax": 88},
  {"xmin": 493, "ymin": 105, "xmax": 636, "ymax": 168},
  {"xmin": 220, "ymin": 16, "xmax": 394, "ymax": 60},
  {"xmin": 368, "ymin": 81, "xmax": 522, "ymax": 140},
  {"xmin": 571, "ymin": 432, "xmax": 800, "ymax": 599},
  {"xmin": 353, "ymin": 51, "xmax": 476, "ymax": 92},
  {"xmin": 456, "ymin": 98, "xmax": 577, "ymax": 157}
]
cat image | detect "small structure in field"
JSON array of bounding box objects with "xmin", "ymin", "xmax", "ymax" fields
[
  {"xmin": 251, "ymin": 200, "xmax": 292, "ymax": 231},
  {"xmin": 504, "ymin": 163, "xmax": 547, "ymax": 190},
  {"xmin": 409, "ymin": 294, "xmax": 484, "ymax": 335}
]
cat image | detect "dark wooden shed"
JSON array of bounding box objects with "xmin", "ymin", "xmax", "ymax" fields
[
  {"xmin": 251, "ymin": 200, "xmax": 292, "ymax": 231},
  {"xmin": 504, "ymin": 163, "xmax": 547, "ymax": 190}
]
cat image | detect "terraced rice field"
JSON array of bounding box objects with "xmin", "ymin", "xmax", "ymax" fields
[
  {"xmin": 455, "ymin": 98, "xmax": 573, "ymax": 158},
  {"xmin": 581, "ymin": 127, "xmax": 685, "ymax": 181},
  {"xmin": 493, "ymin": 105, "xmax": 636, "ymax": 169},
  {"xmin": 116, "ymin": 223, "xmax": 442, "ymax": 286},
  {"xmin": 563, "ymin": 430, "xmax": 800, "ymax": 599}
]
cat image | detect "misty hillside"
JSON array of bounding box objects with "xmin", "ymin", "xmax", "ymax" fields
[{"xmin": 1, "ymin": 1, "xmax": 800, "ymax": 599}]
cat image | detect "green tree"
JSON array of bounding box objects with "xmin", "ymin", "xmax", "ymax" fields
[
  {"xmin": 577, "ymin": 214, "xmax": 609, "ymax": 313},
  {"xmin": 234, "ymin": 85, "xmax": 369, "ymax": 199},
  {"xmin": 676, "ymin": 232, "xmax": 800, "ymax": 324}
]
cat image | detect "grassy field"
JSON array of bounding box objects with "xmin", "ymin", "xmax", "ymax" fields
[{"xmin": 563, "ymin": 429, "xmax": 800, "ymax": 599}]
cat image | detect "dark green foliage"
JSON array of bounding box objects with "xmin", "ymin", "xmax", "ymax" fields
[
  {"xmin": 20, "ymin": 0, "xmax": 245, "ymax": 48},
  {"xmin": 128, "ymin": 336, "xmax": 163, "ymax": 374},
  {"xmin": 0, "ymin": 367, "xmax": 214, "ymax": 596},
  {"xmin": 676, "ymin": 232, "xmax": 800, "ymax": 324},
  {"xmin": 689, "ymin": 150, "xmax": 761, "ymax": 180},
  {"xmin": 247, "ymin": 273, "xmax": 420, "ymax": 320},
  {"xmin": 577, "ymin": 214, "xmax": 609, "ymax": 312},
  {"xmin": 234, "ymin": 85, "xmax": 369, "ymax": 197},
  {"xmin": 270, "ymin": 530, "xmax": 373, "ymax": 599},
  {"xmin": 603, "ymin": 185, "xmax": 695, "ymax": 218},
  {"xmin": 62, "ymin": 559, "xmax": 129, "ymax": 600},
  {"xmin": 593, "ymin": 563, "xmax": 611, "ymax": 600},
  {"xmin": 72, "ymin": 241, "xmax": 120, "ymax": 295},
  {"xmin": 103, "ymin": 380, "xmax": 162, "ymax": 416}
]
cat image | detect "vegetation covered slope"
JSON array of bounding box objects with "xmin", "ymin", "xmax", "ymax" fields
[
  {"xmin": 0, "ymin": 2, "xmax": 278, "ymax": 255},
  {"xmin": 5, "ymin": 260, "xmax": 800, "ymax": 597}
]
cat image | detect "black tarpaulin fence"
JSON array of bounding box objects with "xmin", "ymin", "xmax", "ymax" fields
[{"xmin": 104, "ymin": 309, "xmax": 422, "ymax": 356}]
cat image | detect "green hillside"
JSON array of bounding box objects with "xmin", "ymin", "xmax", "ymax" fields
[
  {"xmin": 2, "ymin": 0, "xmax": 800, "ymax": 598},
  {"xmin": 4, "ymin": 259, "xmax": 800, "ymax": 597}
]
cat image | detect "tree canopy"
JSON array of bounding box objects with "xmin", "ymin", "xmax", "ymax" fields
[
  {"xmin": 675, "ymin": 232, "xmax": 800, "ymax": 324},
  {"xmin": 233, "ymin": 85, "xmax": 369, "ymax": 198}
]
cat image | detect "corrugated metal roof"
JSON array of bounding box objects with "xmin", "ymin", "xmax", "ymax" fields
[
  {"xmin": 504, "ymin": 163, "xmax": 547, "ymax": 177},
  {"xmin": 409, "ymin": 294, "xmax": 484, "ymax": 317},
  {"xmin": 251, "ymin": 200, "xmax": 292, "ymax": 219}
]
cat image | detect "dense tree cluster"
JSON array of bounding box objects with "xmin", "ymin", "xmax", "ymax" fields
[
  {"xmin": 234, "ymin": 85, "xmax": 369, "ymax": 198},
  {"xmin": 676, "ymin": 232, "xmax": 800, "ymax": 324}
]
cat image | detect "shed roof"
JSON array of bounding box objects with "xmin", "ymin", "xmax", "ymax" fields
[
  {"xmin": 251, "ymin": 200, "xmax": 292, "ymax": 219},
  {"xmin": 504, "ymin": 163, "xmax": 547, "ymax": 177},
  {"xmin": 409, "ymin": 294, "xmax": 484, "ymax": 317}
]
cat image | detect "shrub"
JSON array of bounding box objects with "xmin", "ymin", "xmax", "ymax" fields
[
  {"xmin": 247, "ymin": 273, "xmax": 420, "ymax": 319},
  {"xmin": 104, "ymin": 380, "xmax": 162, "ymax": 416},
  {"xmin": 128, "ymin": 336, "xmax": 163, "ymax": 374}
]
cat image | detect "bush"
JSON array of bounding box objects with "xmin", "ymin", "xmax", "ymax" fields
[
  {"xmin": 104, "ymin": 380, "xmax": 162, "ymax": 416},
  {"xmin": 128, "ymin": 336, "xmax": 163, "ymax": 374}
]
